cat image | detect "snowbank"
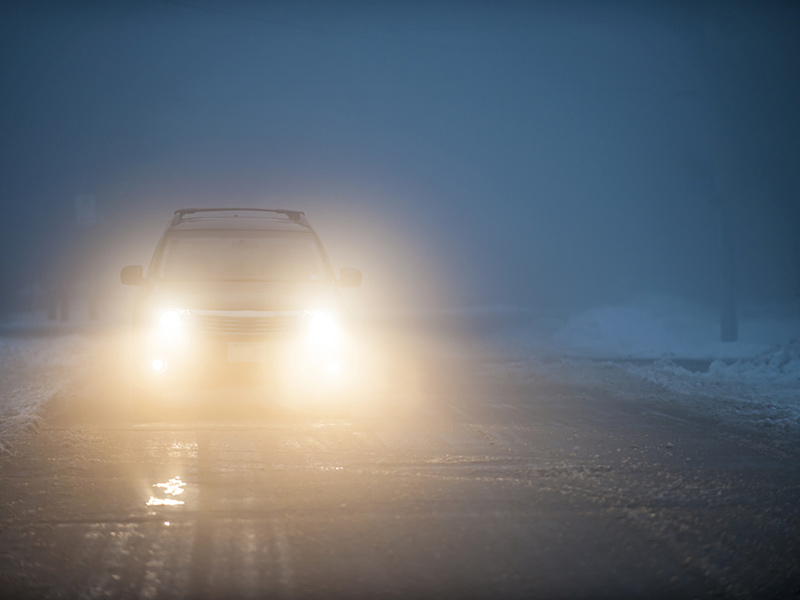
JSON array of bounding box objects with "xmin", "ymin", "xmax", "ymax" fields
[
  {"xmin": 707, "ymin": 340, "xmax": 800, "ymax": 383},
  {"xmin": 497, "ymin": 295, "xmax": 800, "ymax": 437},
  {"xmin": 624, "ymin": 342, "xmax": 800, "ymax": 435}
]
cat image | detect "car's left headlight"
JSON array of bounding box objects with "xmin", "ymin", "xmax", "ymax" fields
[
  {"xmin": 306, "ymin": 311, "xmax": 342, "ymax": 348},
  {"xmin": 156, "ymin": 308, "xmax": 193, "ymax": 339}
]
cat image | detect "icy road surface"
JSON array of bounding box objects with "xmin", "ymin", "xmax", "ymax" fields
[{"xmin": 0, "ymin": 325, "xmax": 799, "ymax": 599}]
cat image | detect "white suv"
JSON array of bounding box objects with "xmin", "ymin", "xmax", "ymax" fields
[{"xmin": 120, "ymin": 208, "xmax": 361, "ymax": 414}]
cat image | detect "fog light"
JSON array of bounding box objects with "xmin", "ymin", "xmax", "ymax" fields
[{"xmin": 151, "ymin": 357, "xmax": 168, "ymax": 372}]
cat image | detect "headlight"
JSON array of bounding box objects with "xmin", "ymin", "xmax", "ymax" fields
[
  {"xmin": 159, "ymin": 309, "xmax": 183, "ymax": 331},
  {"xmin": 156, "ymin": 309, "xmax": 193, "ymax": 339},
  {"xmin": 306, "ymin": 311, "xmax": 342, "ymax": 348}
]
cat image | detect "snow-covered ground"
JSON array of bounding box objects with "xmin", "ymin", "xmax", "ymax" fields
[
  {"xmin": 626, "ymin": 346, "xmax": 800, "ymax": 433},
  {"xmin": 496, "ymin": 294, "xmax": 800, "ymax": 439},
  {"xmin": 507, "ymin": 347, "xmax": 800, "ymax": 440},
  {"xmin": 0, "ymin": 333, "xmax": 91, "ymax": 455}
]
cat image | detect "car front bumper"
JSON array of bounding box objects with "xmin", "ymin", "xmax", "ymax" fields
[{"xmin": 134, "ymin": 327, "xmax": 346, "ymax": 394}]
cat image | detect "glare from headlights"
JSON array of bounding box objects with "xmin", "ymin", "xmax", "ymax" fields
[
  {"xmin": 307, "ymin": 311, "xmax": 342, "ymax": 347},
  {"xmin": 159, "ymin": 309, "xmax": 183, "ymax": 331},
  {"xmin": 326, "ymin": 360, "xmax": 341, "ymax": 375}
]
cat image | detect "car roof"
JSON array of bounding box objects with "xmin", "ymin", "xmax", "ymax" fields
[
  {"xmin": 169, "ymin": 208, "xmax": 312, "ymax": 233},
  {"xmin": 172, "ymin": 217, "xmax": 310, "ymax": 233}
]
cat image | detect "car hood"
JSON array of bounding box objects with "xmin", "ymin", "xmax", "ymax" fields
[{"xmin": 146, "ymin": 280, "xmax": 336, "ymax": 312}]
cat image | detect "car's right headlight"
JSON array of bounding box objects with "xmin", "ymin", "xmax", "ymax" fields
[
  {"xmin": 159, "ymin": 309, "xmax": 183, "ymax": 332},
  {"xmin": 154, "ymin": 308, "xmax": 194, "ymax": 343}
]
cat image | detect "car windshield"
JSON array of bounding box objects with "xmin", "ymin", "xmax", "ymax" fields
[{"xmin": 158, "ymin": 230, "xmax": 327, "ymax": 282}]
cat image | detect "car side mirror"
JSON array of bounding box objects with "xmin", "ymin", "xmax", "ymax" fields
[
  {"xmin": 338, "ymin": 267, "xmax": 362, "ymax": 288},
  {"xmin": 120, "ymin": 265, "xmax": 145, "ymax": 286}
]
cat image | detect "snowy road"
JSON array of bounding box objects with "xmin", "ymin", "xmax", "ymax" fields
[{"xmin": 0, "ymin": 326, "xmax": 799, "ymax": 599}]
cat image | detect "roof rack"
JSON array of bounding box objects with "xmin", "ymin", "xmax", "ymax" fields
[{"xmin": 171, "ymin": 208, "xmax": 309, "ymax": 227}]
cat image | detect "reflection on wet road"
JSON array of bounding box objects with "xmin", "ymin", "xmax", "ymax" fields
[{"xmin": 147, "ymin": 477, "xmax": 186, "ymax": 507}]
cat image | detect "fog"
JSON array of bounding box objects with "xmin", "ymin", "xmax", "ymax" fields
[
  {"xmin": 4, "ymin": 6, "xmax": 800, "ymax": 597},
  {"xmin": 1, "ymin": 0, "xmax": 799, "ymax": 320}
]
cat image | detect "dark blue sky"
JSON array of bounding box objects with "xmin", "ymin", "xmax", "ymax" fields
[{"xmin": 1, "ymin": 1, "xmax": 798, "ymax": 311}]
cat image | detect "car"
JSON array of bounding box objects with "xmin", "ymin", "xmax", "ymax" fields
[{"xmin": 120, "ymin": 208, "xmax": 361, "ymax": 416}]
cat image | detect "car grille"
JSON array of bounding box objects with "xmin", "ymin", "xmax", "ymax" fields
[{"xmin": 194, "ymin": 312, "xmax": 302, "ymax": 335}]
